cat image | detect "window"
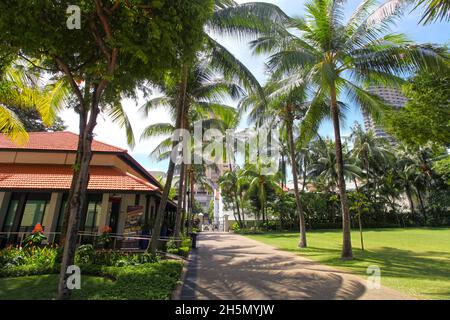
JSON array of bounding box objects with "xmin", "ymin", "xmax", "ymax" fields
[
  {"xmin": 19, "ymin": 199, "xmax": 48, "ymax": 232},
  {"xmin": 2, "ymin": 193, "xmax": 51, "ymax": 233},
  {"xmin": 2, "ymin": 196, "xmax": 19, "ymax": 232},
  {"xmin": 83, "ymin": 195, "xmax": 102, "ymax": 233}
]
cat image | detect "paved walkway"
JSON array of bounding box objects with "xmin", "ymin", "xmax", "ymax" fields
[{"xmin": 177, "ymin": 232, "xmax": 411, "ymax": 300}]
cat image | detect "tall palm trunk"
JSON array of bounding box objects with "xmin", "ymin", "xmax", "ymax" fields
[
  {"xmin": 174, "ymin": 162, "xmax": 185, "ymax": 241},
  {"xmin": 330, "ymin": 83, "xmax": 353, "ymax": 259},
  {"xmin": 234, "ymin": 191, "xmax": 243, "ymax": 228},
  {"xmin": 417, "ymin": 189, "xmax": 427, "ymax": 223},
  {"xmin": 180, "ymin": 167, "xmax": 188, "ymax": 235},
  {"xmin": 405, "ymin": 186, "xmax": 416, "ymax": 222},
  {"xmin": 148, "ymin": 65, "xmax": 188, "ymax": 254},
  {"xmin": 187, "ymin": 166, "xmax": 194, "ymax": 234},
  {"xmin": 353, "ymin": 178, "xmax": 364, "ymax": 251},
  {"xmin": 286, "ymin": 106, "xmax": 307, "ymax": 248}
]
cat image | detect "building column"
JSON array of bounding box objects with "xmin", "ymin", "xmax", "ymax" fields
[
  {"xmin": 42, "ymin": 193, "xmax": 63, "ymax": 242},
  {"xmin": 97, "ymin": 193, "xmax": 110, "ymax": 235}
]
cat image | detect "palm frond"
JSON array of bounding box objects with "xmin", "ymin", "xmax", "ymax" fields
[
  {"xmin": 140, "ymin": 123, "xmax": 175, "ymax": 141},
  {"xmin": 106, "ymin": 101, "xmax": 135, "ymax": 148},
  {"xmin": 0, "ymin": 105, "xmax": 28, "ymax": 144}
]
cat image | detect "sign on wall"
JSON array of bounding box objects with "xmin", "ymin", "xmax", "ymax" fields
[{"xmin": 123, "ymin": 205, "xmax": 144, "ymax": 236}]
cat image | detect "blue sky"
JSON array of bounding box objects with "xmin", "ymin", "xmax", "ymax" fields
[{"xmin": 61, "ymin": 0, "xmax": 449, "ymax": 172}]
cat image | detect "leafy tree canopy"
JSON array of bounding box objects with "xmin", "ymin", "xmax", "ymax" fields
[
  {"xmin": 0, "ymin": 0, "xmax": 214, "ymax": 101},
  {"xmin": 383, "ymin": 70, "xmax": 450, "ymax": 148}
]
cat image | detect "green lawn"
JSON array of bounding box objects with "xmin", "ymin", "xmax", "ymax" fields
[
  {"xmin": 245, "ymin": 228, "xmax": 450, "ymax": 300},
  {"xmin": 0, "ymin": 274, "xmax": 112, "ymax": 300},
  {"xmin": 0, "ymin": 260, "xmax": 182, "ymax": 300}
]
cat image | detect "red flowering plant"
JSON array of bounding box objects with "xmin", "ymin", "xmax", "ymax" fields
[
  {"xmin": 22, "ymin": 223, "xmax": 47, "ymax": 249},
  {"xmin": 97, "ymin": 225, "xmax": 113, "ymax": 249}
]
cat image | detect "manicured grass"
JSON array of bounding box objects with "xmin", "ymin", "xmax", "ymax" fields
[
  {"xmin": 0, "ymin": 274, "xmax": 112, "ymax": 300},
  {"xmin": 245, "ymin": 228, "xmax": 450, "ymax": 300},
  {"xmin": 0, "ymin": 260, "xmax": 183, "ymax": 300}
]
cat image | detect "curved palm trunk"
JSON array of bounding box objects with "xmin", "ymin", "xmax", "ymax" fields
[
  {"xmin": 286, "ymin": 108, "xmax": 307, "ymax": 248},
  {"xmin": 330, "ymin": 84, "xmax": 353, "ymax": 259},
  {"xmin": 148, "ymin": 65, "xmax": 188, "ymax": 254}
]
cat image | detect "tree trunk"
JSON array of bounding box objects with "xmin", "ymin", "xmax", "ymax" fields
[
  {"xmin": 286, "ymin": 108, "xmax": 307, "ymax": 248},
  {"xmin": 330, "ymin": 83, "xmax": 353, "ymax": 260},
  {"xmin": 180, "ymin": 166, "xmax": 188, "ymax": 235},
  {"xmin": 187, "ymin": 166, "xmax": 194, "ymax": 234},
  {"xmin": 239, "ymin": 193, "xmax": 246, "ymax": 228},
  {"xmin": 405, "ymin": 187, "xmax": 416, "ymax": 223},
  {"xmin": 353, "ymin": 178, "xmax": 364, "ymax": 251},
  {"xmin": 59, "ymin": 112, "xmax": 85, "ymax": 245},
  {"xmin": 234, "ymin": 192, "xmax": 243, "ymax": 228},
  {"xmin": 174, "ymin": 162, "xmax": 185, "ymax": 242},
  {"xmin": 358, "ymin": 213, "xmax": 364, "ymax": 251},
  {"xmin": 148, "ymin": 65, "xmax": 188, "ymax": 254},
  {"xmin": 417, "ymin": 189, "xmax": 427, "ymax": 224},
  {"xmin": 57, "ymin": 102, "xmax": 100, "ymax": 299}
]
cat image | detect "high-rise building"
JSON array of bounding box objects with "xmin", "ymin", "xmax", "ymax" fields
[{"xmin": 362, "ymin": 86, "xmax": 408, "ymax": 140}]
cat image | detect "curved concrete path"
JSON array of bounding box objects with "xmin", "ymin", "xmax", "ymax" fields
[{"xmin": 177, "ymin": 232, "xmax": 411, "ymax": 300}]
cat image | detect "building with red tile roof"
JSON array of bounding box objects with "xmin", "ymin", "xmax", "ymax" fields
[{"xmin": 0, "ymin": 132, "xmax": 176, "ymax": 248}]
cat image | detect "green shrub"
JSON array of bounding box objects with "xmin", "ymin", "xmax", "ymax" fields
[
  {"xmin": 231, "ymin": 222, "xmax": 241, "ymax": 232},
  {"xmin": 166, "ymin": 237, "xmax": 191, "ymax": 258},
  {"xmin": 167, "ymin": 246, "xmax": 190, "ymax": 258},
  {"xmin": 0, "ymin": 246, "xmax": 57, "ymax": 270},
  {"xmin": 75, "ymin": 244, "xmax": 96, "ymax": 265}
]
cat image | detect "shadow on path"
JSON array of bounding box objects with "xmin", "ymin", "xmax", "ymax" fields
[{"xmin": 178, "ymin": 232, "xmax": 399, "ymax": 300}]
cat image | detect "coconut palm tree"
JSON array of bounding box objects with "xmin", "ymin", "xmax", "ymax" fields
[
  {"xmin": 142, "ymin": 0, "xmax": 273, "ymax": 254},
  {"xmin": 141, "ymin": 59, "xmax": 243, "ymax": 251},
  {"xmin": 307, "ymin": 137, "xmax": 362, "ymax": 192},
  {"xmin": 0, "ymin": 61, "xmax": 68, "ymax": 143},
  {"xmin": 411, "ymin": 0, "xmax": 450, "ymax": 24},
  {"xmin": 240, "ymin": 81, "xmax": 312, "ymax": 247},
  {"xmin": 247, "ymin": 0, "xmax": 447, "ymax": 258},
  {"xmin": 350, "ymin": 123, "xmax": 391, "ymax": 190},
  {"xmin": 240, "ymin": 162, "xmax": 281, "ymax": 227}
]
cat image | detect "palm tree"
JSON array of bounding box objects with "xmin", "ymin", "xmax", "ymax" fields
[
  {"xmin": 141, "ymin": 59, "xmax": 243, "ymax": 252},
  {"xmin": 248, "ymin": 0, "xmax": 447, "ymax": 258},
  {"xmin": 307, "ymin": 137, "xmax": 362, "ymax": 192},
  {"xmin": 240, "ymin": 81, "xmax": 310, "ymax": 247},
  {"xmin": 219, "ymin": 170, "xmax": 244, "ymax": 227},
  {"xmin": 350, "ymin": 124, "xmax": 391, "ymax": 190},
  {"xmin": 142, "ymin": 0, "xmax": 270, "ymax": 254},
  {"xmin": 0, "ymin": 61, "xmax": 68, "ymax": 143},
  {"xmin": 412, "ymin": 0, "xmax": 450, "ymax": 24},
  {"xmin": 241, "ymin": 162, "xmax": 281, "ymax": 227}
]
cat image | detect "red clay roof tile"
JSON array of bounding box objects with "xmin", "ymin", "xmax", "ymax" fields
[
  {"xmin": 0, "ymin": 164, "xmax": 158, "ymax": 192},
  {"xmin": 0, "ymin": 132, "xmax": 126, "ymax": 153}
]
